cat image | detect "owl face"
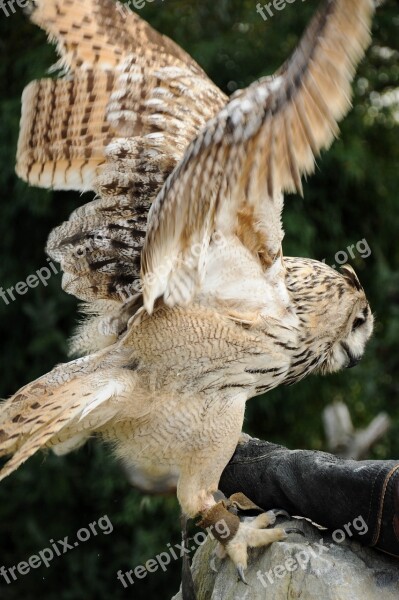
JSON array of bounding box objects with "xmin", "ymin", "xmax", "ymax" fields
[
  {"xmin": 321, "ymin": 297, "xmax": 374, "ymax": 374},
  {"xmin": 317, "ymin": 265, "xmax": 374, "ymax": 375},
  {"xmin": 285, "ymin": 259, "xmax": 374, "ymax": 379}
]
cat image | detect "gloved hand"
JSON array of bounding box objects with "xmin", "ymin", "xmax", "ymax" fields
[{"xmin": 219, "ymin": 436, "xmax": 399, "ymax": 558}]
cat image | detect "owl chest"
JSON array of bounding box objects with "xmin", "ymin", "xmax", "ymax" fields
[
  {"xmin": 129, "ymin": 305, "xmax": 297, "ymax": 397},
  {"xmin": 101, "ymin": 389, "xmax": 246, "ymax": 473}
]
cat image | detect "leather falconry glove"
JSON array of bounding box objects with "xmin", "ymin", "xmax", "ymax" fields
[{"xmin": 219, "ymin": 436, "xmax": 399, "ymax": 559}]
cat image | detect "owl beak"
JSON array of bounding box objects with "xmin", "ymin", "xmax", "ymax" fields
[
  {"xmin": 347, "ymin": 355, "xmax": 361, "ymax": 369},
  {"xmin": 341, "ymin": 342, "xmax": 361, "ymax": 369}
]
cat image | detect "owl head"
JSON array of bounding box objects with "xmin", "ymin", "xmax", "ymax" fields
[
  {"xmin": 285, "ymin": 258, "xmax": 374, "ymax": 378},
  {"xmin": 320, "ymin": 264, "xmax": 374, "ymax": 374}
]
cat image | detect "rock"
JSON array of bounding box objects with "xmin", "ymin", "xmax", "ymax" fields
[{"xmin": 172, "ymin": 518, "xmax": 399, "ymax": 600}]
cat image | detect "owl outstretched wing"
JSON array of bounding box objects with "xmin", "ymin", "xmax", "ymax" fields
[
  {"xmin": 0, "ymin": 344, "xmax": 141, "ymax": 481},
  {"xmin": 16, "ymin": 0, "xmax": 226, "ymax": 303},
  {"xmin": 141, "ymin": 0, "xmax": 375, "ymax": 316}
]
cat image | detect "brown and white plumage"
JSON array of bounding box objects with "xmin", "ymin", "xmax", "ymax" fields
[
  {"xmin": 17, "ymin": 0, "xmax": 226, "ymax": 303},
  {"xmin": 141, "ymin": 0, "xmax": 374, "ymax": 314},
  {"xmin": 1, "ymin": 0, "xmax": 377, "ymax": 580}
]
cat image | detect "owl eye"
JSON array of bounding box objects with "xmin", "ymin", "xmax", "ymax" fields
[{"xmin": 352, "ymin": 317, "xmax": 365, "ymax": 331}]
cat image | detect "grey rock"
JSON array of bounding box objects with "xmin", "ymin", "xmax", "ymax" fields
[{"xmin": 172, "ymin": 518, "xmax": 399, "ymax": 600}]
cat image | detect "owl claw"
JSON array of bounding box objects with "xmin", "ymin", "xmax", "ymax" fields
[
  {"xmin": 236, "ymin": 564, "xmax": 248, "ymax": 585},
  {"xmin": 285, "ymin": 527, "xmax": 305, "ymax": 537},
  {"xmin": 270, "ymin": 508, "xmax": 291, "ymax": 520},
  {"xmin": 223, "ymin": 519, "xmax": 288, "ymax": 584},
  {"xmin": 200, "ymin": 495, "xmax": 293, "ymax": 586},
  {"xmin": 210, "ymin": 557, "xmax": 218, "ymax": 573}
]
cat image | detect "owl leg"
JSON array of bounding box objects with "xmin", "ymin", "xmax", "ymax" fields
[{"xmin": 176, "ymin": 400, "xmax": 299, "ymax": 584}]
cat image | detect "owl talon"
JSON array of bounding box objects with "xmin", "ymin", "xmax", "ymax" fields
[
  {"xmin": 270, "ymin": 508, "xmax": 291, "ymax": 520},
  {"xmin": 285, "ymin": 527, "xmax": 305, "ymax": 537},
  {"xmin": 236, "ymin": 564, "xmax": 248, "ymax": 585},
  {"xmin": 210, "ymin": 557, "xmax": 219, "ymax": 573},
  {"xmin": 199, "ymin": 496, "xmax": 290, "ymax": 585}
]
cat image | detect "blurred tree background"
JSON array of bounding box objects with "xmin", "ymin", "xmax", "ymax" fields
[{"xmin": 0, "ymin": 0, "xmax": 398, "ymax": 598}]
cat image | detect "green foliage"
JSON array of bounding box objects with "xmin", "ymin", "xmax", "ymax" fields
[{"xmin": 0, "ymin": 1, "xmax": 398, "ymax": 598}]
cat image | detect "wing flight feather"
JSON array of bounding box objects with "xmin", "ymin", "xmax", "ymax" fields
[
  {"xmin": 141, "ymin": 0, "xmax": 375, "ymax": 313},
  {"xmin": 16, "ymin": 0, "xmax": 226, "ymax": 302}
]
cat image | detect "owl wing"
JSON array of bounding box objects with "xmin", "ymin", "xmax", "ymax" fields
[
  {"xmin": 0, "ymin": 347, "xmax": 138, "ymax": 481},
  {"xmin": 141, "ymin": 0, "xmax": 375, "ymax": 315},
  {"xmin": 16, "ymin": 0, "xmax": 226, "ymax": 302}
]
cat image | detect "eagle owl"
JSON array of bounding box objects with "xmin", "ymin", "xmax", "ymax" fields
[{"xmin": 0, "ymin": 0, "xmax": 376, "ymax": 580}]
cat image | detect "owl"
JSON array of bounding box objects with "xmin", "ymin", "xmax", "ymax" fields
[{"xmin": 0, "ymin": 0, "xmax": 376, "ymax": 582}]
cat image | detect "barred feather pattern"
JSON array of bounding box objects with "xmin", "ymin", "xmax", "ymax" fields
[
  {"xmin": 17, "ymin": 0, "xmax": 226, "ymax": 303},
  {"xmin": 142, "ymin": 0, "xmax": 375, "ymax": 312}
]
